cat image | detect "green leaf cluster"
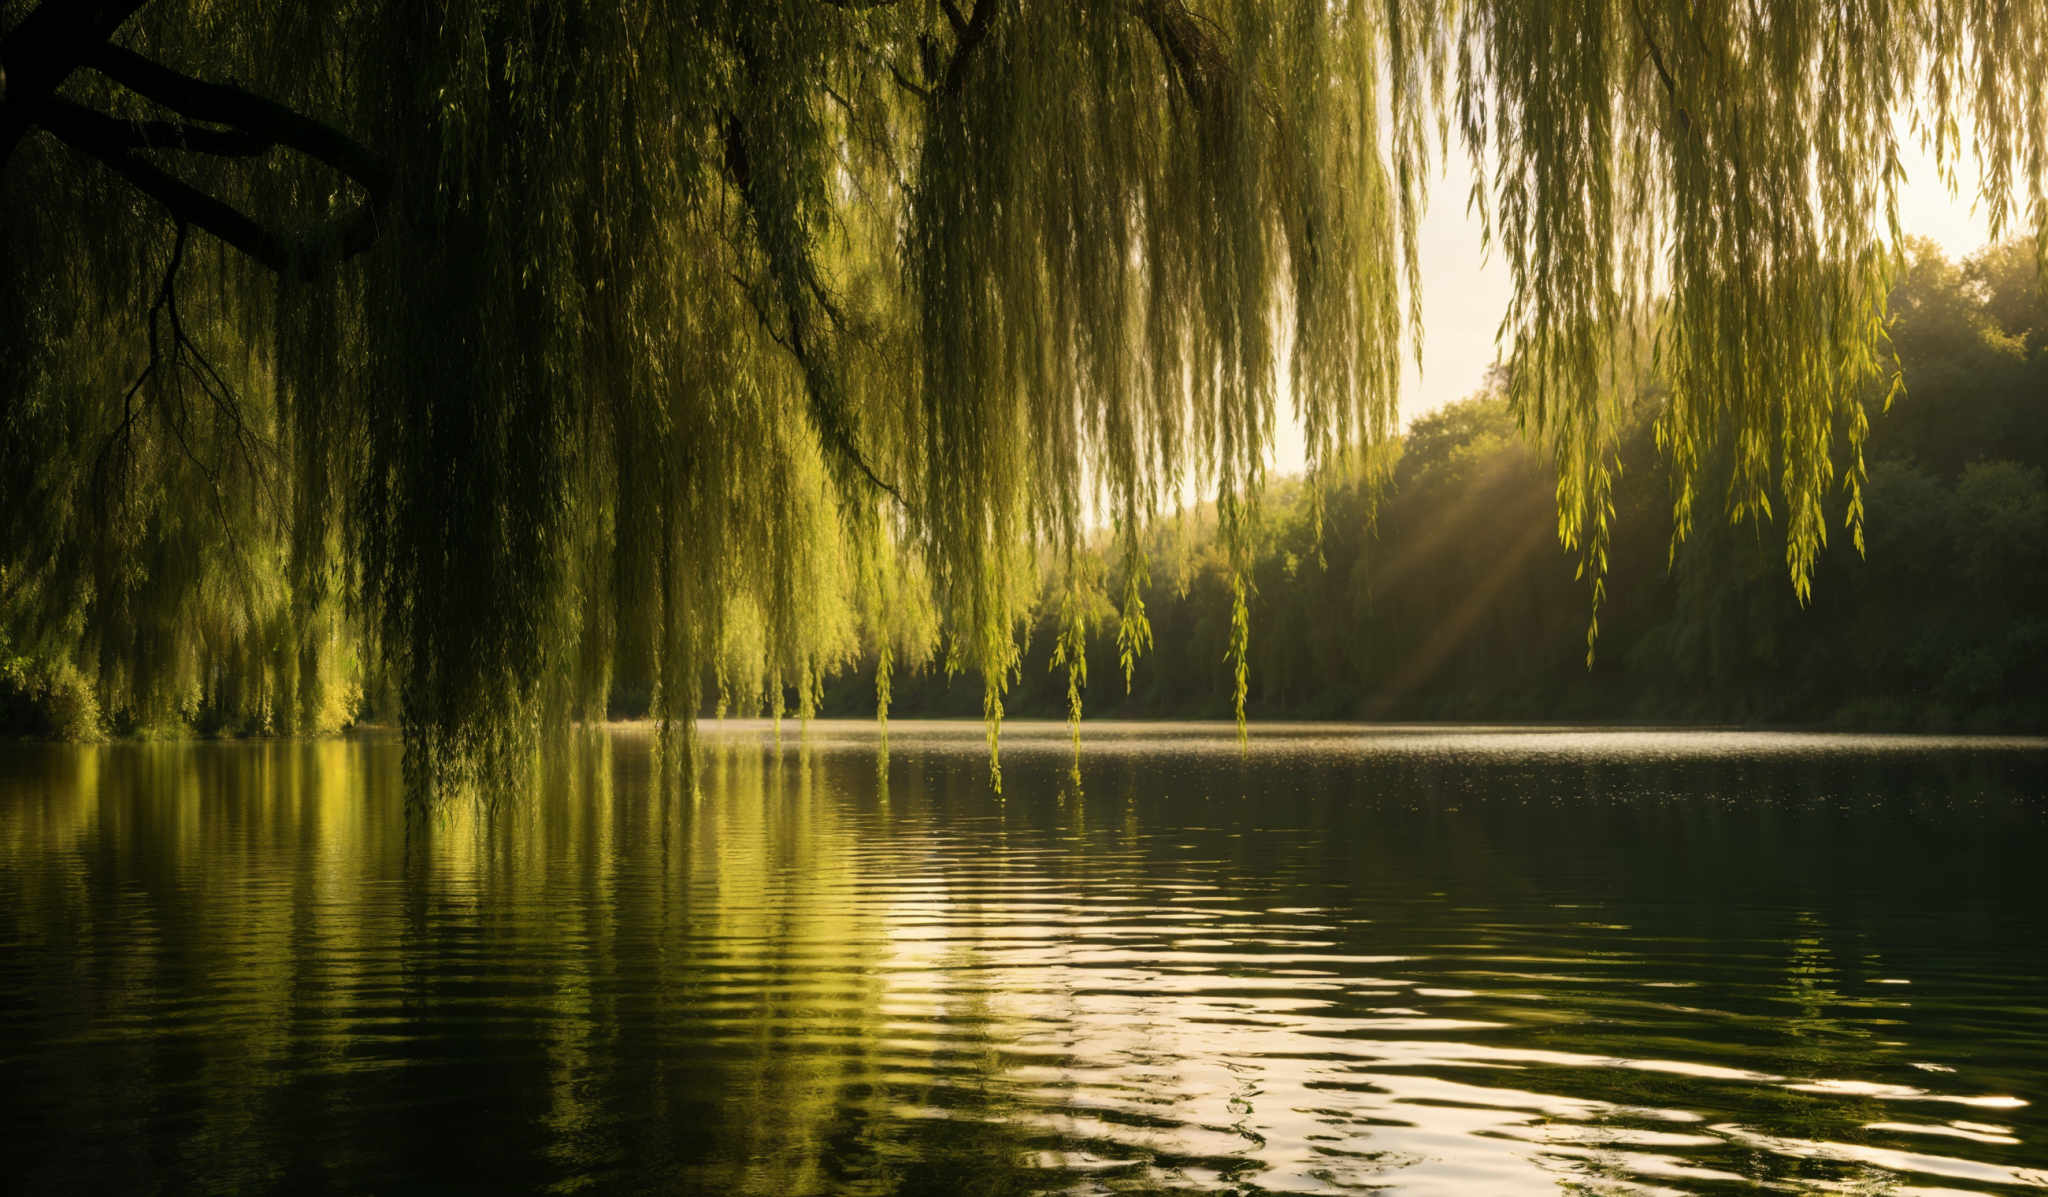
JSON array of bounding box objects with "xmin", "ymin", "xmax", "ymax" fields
[{"xmin": 2, "ymin": 1, "xmax": 2043, "ymax": 791}]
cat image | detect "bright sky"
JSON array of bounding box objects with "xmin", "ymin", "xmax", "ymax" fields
[{"xmin": 1264, "ymin": 127, "xmax": 2001, "ymax": 480}]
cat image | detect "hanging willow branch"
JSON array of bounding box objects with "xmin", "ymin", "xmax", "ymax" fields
[{"xmin": 0, "ymin": 0, "xmax": 2041, "ymax": 797}]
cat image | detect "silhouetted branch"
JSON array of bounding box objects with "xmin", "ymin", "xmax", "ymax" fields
[
  {"xmin": 886, "ymin": 59, "xmax": 933, "ymax": 101},
  {"xmin": 1128, "ymin": 0, "xmax": 1226, "ymax": 106},
  {"xmin": 937, "ymin": 0, "xmax": 998, "ymax": 98},
  {"xmin": 0, "ymin": 0, "xmax": 155, "ymax": 166},
  {"xmin": 84, "ymin": 218, "xmax": 276, "ymax": 547},
  {"xmin": 41, "ymin": 98, "xmax": 272, "ymax": 157},
  {"xmin": 87, "ymin": 43, "xmax": 388, "ymax": 194},
  {"xmin": 38, "ymin": 101, "xmax": 378, "ymax": 280}
]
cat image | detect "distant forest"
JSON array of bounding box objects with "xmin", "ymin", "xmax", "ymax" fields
[{"xmin": 820, "ymin": 239, "xmax": 2047, "ymax": 731}]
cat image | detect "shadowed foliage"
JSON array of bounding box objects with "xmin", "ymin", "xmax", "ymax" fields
[{"xmin": 1, "ymin": 1, "xmax": 2043, "ymax": 791}]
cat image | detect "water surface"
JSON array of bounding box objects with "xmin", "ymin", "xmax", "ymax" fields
[{"xmin": 3, "ymin": 722, "xmax": 2045, "ymax": 1193}]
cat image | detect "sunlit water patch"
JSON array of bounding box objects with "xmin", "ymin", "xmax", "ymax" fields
[{"xmin": 2, "ymin": 722, "xmax": 2044, "ymax": 1193}]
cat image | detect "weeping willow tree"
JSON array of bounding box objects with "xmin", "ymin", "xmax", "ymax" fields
[{"xmin": 1, "ymin": 0, "xmax": 2042, "ymax": 791}]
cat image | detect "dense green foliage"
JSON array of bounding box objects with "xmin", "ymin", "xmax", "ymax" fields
[
  {"xmin": 834, "ymin": 240, "xmax": 2047, "ymax": 729},
  {"xmin": 2, "ymin": 2, "xmax": 2044, "ymax": 788}
]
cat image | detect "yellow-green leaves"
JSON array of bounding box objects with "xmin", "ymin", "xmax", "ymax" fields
[{"xmin": 5, "ymin": 0, "xmax": 2043, "ymax": 793}]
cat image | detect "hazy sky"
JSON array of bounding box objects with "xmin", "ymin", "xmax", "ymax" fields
[{"xmin": 1263, "ymin": 130, "xmax": 2001, "ymax": 479}]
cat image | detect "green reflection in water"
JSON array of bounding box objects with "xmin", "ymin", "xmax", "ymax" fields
[{"xmin": 1, "ymin": 723, "xmax": 2045, "ymax": 1194}]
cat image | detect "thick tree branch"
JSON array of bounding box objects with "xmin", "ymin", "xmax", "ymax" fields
[
  {"xmin": 937, "ymin": 0, "xmax": 997, "ymax": 98},
  {"xmin": 938, "ymin": 0, "xmax": 972, "ymax": 37},
  {"xmin": 87, "ymin": 43, "xmax": 388, "ymax": 195},
  {"xmin": 42, "ymin": 97, "xmax": 272, "ymax": 158},
  {"xmin": 12, "ymin": 41, "xmax": 392, "ymax": 279},
  {"xmin": 38, "ymin": 101, "xmax": 378, "ymax": 280},
  {"xmin": 0, "ymin": 0, "xmax": 154, "ymax": 165},
  {"xmin": 1128, "ymin": 0, "xmax": 1224, "ymax": 107}
]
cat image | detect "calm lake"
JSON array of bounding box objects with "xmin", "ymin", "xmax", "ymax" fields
[{"xmin": 3, "ymin": 722, "xmax": 2045, "ymax": 1194}]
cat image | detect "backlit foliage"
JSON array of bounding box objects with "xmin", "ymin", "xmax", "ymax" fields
[{"xmin": 1, "ymin": 0, "xmax": 2042, "ymax": 792}]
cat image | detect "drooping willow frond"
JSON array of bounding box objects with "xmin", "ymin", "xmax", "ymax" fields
[{"xmin": 0, "ymin": 0, "xmax": 2040, "ymax": 794}]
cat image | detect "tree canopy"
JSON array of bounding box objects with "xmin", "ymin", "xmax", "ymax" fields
[{"xmin": 1, "ymin": 0, "xmax": 2043, "ymax": 791}]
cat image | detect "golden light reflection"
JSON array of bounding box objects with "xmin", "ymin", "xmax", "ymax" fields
[{"xmin": 0, "ymin": 725, "xmax": 2042, "ymax": 1194}]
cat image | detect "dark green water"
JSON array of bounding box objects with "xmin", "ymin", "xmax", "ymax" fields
[{"xmin": 3, "ymin": 722, "xmax": 2045, "ymax": 1194}]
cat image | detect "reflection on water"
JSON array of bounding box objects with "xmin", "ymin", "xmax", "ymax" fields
[{"xmin": 2, "ymin": 722, "xmax": 2045, "ymax": 1194}]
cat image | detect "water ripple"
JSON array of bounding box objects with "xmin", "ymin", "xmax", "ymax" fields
[{"xmin": 1, "ymin": 722, "xmax": 2044, "ymax": 1194}]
